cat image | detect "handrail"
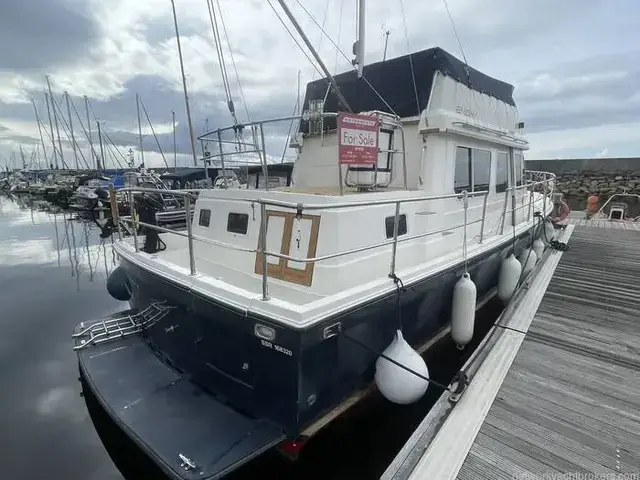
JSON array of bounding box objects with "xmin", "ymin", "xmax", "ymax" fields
[{"xmin": 117, "ymin": 171, "xmax": 556, "ymax": 301}]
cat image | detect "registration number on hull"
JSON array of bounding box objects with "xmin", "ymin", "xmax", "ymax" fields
[{"xmin": 260, "ymin": 340, "xmax": 293, "ymax": 357}]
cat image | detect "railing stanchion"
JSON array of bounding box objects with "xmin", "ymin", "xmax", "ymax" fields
[
  {"xmin": 500, "ymin": 187, "xmax": 509, "ymax": 235},
  {"xmin": 389, "ymin": 201, "xmax": 401, "ymax": 277},
  {"xmin": 260, "ymin": 202, "xmax": 270, "ymax": 301},
  {"xmin": 185, "ymin": 194, "xmax": 196, "ymax": 275},
  {"xmin": 400, "ymin": 126, "xmax": 408, "ymax": 190},
  {"xmin": 130, "ymin": 193, "xmax": 139, "ymax": 252},
  {"xmin": 259, "ymin": 123, "xmax": 269, "ymax": 191},
  {"xmin": 479, "ymin": 191, "xmax": 488, "ymax": 243},
  {"xmin": 542, "ymin": 173, "xmax": 547, "ymax": 217}
]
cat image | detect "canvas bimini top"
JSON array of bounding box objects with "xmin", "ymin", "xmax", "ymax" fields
[{"xmin": 301, "ymin": 46, "xmax": 515, "ymax": 130}]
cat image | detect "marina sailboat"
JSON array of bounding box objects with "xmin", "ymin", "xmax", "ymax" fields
[{"xmin": 73, "ymin": 2, "xmax": 556, "ymax": 478}]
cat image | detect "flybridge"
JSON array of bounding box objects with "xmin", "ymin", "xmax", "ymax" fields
[{"xmin": 301, "ymin": 47, "xmax": 516, "ymax": 129}]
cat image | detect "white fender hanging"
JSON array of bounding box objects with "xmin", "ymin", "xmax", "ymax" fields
[
  {"xmin": 451, "ymin": 273, "xmax": 477, "ymax": 349},
  {"xmin": 498, "ymin": 253, "xmax": 522, "ymax": 302},
  {"xmin": 532, "ymin": 238, "xmax": 545, "ymax": 262},
  {"xmin": 375, "ymin": 330, "xmax": 429, "ymax": 404},
  {"xmin": 518, "ymin": 248, "xmax": 537, "ymax": 277},
  {"xmin": 544, "ymin": 220, "xmax": 555, "ymax": 243}
]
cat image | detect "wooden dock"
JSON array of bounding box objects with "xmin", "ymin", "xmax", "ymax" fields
[
  {"xmin": 566, "ymin": 217, "xmax": 640, "ymax": 231},
  {"xmin": 383, "ymin": 225, "xmax": 640, "ymax": 480}
]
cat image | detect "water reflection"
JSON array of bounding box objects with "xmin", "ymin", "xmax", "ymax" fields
[
  {"xmin": 0, "ymin": 194, "xmax": 116, "ymax": 286},
  {"xmin": 0, "ymin": 193, "xmax": 124, "ymax": 480}
]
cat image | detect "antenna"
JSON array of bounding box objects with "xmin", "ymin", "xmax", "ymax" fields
[
  {"xmin": 382, "ymin": 26, "xmax": 391, "ymax": 61},
  {"xmin": 355, "ymin": 0, "xmax": 366, "ymax": 77}
]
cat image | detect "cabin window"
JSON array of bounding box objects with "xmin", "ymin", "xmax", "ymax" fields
[
  {"xmin": 454, "ymin": 147, "xmax": 471, "ymax": 193},
  {"xmin": 198, "ymin": 209, "xmax": 211, "ymax": 227},
  {"xmin": 514, "ymin": 152, "xmax": 524, "ymax": 186},
  {"xmin": 496, "ymin": 152, "xmax": 509, "ymax": 193},
  {"xmin": 385, "ymin": 214, "xmax": 407, "ymax": 238},
  {"xmin": 227, "ymin": 212, "xmax": 249, "ymax": 234},
  {"xmin": 473, "ymin": 149, "xmax": 491, "ymax": 192},
  {"xmin": 455, "ymin": 147, "xmax": 491, "ymax": 193}
]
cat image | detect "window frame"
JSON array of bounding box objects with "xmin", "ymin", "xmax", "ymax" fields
[
  {"xmin": 227, "ymin": 212, "xmax": 249, "ymax": 235},
  {"xmin": 385, "ymin": 214, "xmax": 407, "ymax": 239},
  {"xmin": 454, "ymin": 146, "xmax": 492, "ymax": 194},
  {"xmin": 198, "ymin": 208, "xmax": 211, "ymax": 227},
  {"xmin": 496, "ymin": 151, "xmax": 510, "ymax": 194}
]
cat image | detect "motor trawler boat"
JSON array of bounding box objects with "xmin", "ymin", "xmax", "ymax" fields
[{"xmin": 73, "ymin": 42, "xmax": 556, "ymax": 479}]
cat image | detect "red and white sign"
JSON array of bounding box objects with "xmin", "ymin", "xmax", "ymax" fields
[{"xmin": 338, "ymin": 112, "xmax": 379, "ymax": 165}]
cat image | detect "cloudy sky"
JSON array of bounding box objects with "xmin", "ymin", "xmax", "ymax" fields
[{"xmin": 0, "ymin": 0, "xmax": 638, "ymax": 170}]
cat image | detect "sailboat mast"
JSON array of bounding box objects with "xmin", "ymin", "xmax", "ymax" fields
[
  {"xmin": 276, "ymin": 0, "xmax": 351, "ymax": 112},
  {"xmin": 84, "ymin": 96, "xmax": 95, "ymax": 170},
  {"xmin": 65, "ymin": 92, "xmax": 79, "ymax": 169},
  {"xmin": 97, "ymin": 121, "xmax": 105, "ymax": 172},
  {"xmin": 136, "ymin": 93, "xmax": 145, "ymax": 167},
  {"xmin": 172, "ymin": 110, "xmax": 177, "ymax": 168},
  {"xmin": 31, "ymin": 99, "xmax": 49, "ymax": 168},
  {"xmin": 170, "ymin": 0, "xmax": 199, "ymax": 167},
  {"xmin": 44, "ymin": 93, "xmax": 58, "ymax": 169},
  {"xmin": 46, "ymin": 76, "xmax": 65, "ymax": 169},
  {"xmin": 356, "ymin": 0, "xmax": 366, "ymax": 77},
  {"xmin": 20, "ymin": 145, "xmax": 26, "ymax": 170}
]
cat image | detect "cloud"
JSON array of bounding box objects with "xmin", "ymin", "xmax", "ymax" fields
[{"xmin": 0, "ymin": 0, "xmax": 639, "ymax": 167}]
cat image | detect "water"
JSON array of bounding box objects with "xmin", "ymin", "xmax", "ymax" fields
[
  {"xmin": 0, "ymin": 193, "xmax": 504, "ymax": 480},
  {"xmin": 0, "ymin": 195, "xmax": 125, "ymax": 480}
]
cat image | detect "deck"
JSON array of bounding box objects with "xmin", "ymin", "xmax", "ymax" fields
[
  {"xmin": 566, "ymin": 217, "xmax": 640, "ymax": 231},
  {"xmin": 383, "ymin": 224, "xmax": 640, "ymax": 479}
]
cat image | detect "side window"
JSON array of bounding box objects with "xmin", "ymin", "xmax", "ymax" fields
[
  {"xmin": 227, "ymin": 212, "xmax": 249, "ymax": 234},
  {"xmin": 514, "ymin": 152, "xmax": 524, "ymax": 186},
  {"xmin": 198, "ymin": 209, "xmax": 211, "ymax": 227},
  {"xmin": 385, "ymin": 214, "xmax": 407, "ymax": 238},
  {"xmin": 496, "ymin": 152, "xmax": 509, "ymax": 193},
  {"xmin": 454, "ymin": 147, "xmax": 471, "ymax": 193},
  {"xmin": 472, "ymin": 149, "xmax": 491, "ymax": 192}
]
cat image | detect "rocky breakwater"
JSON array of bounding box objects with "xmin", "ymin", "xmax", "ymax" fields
[{"xmin": 554, "ymin": 170, "xmax": 640, "ymax": 214}]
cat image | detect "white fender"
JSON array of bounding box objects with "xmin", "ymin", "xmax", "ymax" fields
[
  {"xmin": 544, "ymin": 221, "xmax": 555, "ymax": 242},
  {"xmin": 518, "ymin": 248, "xmax": 537, "ymax": 277},
  {"xmin": 451, "ymin": 273, "xmax": 477, "ymax": 349},
  {"xmin": 375, "ymin": 330, "xmax": 429, "ymax": 404},
  {"xmin": 498, "ymin": 253, "xmax": 522, "ymax": 302},
  {"xmin": 532, "ymin": 238, "xmax": 545, "ymax": 262}
]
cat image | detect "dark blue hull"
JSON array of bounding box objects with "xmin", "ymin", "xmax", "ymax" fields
[{"xmin": 119, "ymin": 231, "xmax": 532, "ymax": 440}]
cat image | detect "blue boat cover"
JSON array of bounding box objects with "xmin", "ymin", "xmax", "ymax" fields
[{"xmin": 301, "ymin": 46, "xmax": 515, "ymax": 128}]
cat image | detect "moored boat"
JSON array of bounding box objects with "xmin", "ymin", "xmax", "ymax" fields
[{"xmin": 73, "ymin": 6, "xmax": 557, "ymax": 480}]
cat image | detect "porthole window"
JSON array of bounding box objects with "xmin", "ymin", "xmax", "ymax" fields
[
  {"xmin": 385, "ymin": 214, "xmax": 407, "ymax": 238},
  {"xmin": 198, "ymin": 209, "xmax": 211, "ymax": 227},
  {"xmin": 227, "ymin": 212, "xmax": 249, "ymax": 234}
]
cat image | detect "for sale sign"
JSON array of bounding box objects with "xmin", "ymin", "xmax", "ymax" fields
[{"xmin": 338, "ymin": 112, "xmax": 379, "ymax": 165}]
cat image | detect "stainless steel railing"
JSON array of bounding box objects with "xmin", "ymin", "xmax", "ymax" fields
[{"xmin": 111, "ymin": 171, "xmax": 556, "ymax": 301}]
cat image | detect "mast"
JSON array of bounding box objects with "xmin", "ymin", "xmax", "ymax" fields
[
  {"xmin": 136, "ymin": 93, "xmax": 145, "ymax": 167},
  {"xmin": 65, "ymin": 92, "xmax": 79, "ymax": 169},
  {"xmin": 276, "ymin": 0, "xmax": 352, "ymax": 111},
  {"xmin": 97, "ymin": 121, "xmax": 105, "ymax": 172},
  {"xmin": 170, "ymin": 0, "xmax": 198, "ymax": 167},
  {"xmin": 44, "ymin": 93, "xmax": 58, "ymax": 169},
  {"xmin": 84, "ymin": 96, "xmax": 95, "ymax": 170},
  {"xmin": 172, "ymin": 111, "xmax": 177, "ymax": 168},
  {"xmin": 46, "ymin": 76, "xmax": 65, "ymax": 169},
  {"xmin": 19, "ymin": 145, "xmax": 26, "ymax": 170},
  {"xmin": 356, "ymin": 0, "xmax": 366, "ymax": 77},
  {"xmin": 31, "ymin": 99, "xmax": 49, "ymax": 168}
]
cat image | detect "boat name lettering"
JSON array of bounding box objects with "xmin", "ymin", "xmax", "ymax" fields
[
  {"xmin": 260, "ymin": 340, "xmax": 293, "ymax": 356},
  {"xmin": 455, "ymin": 106, "xmax": 479, "ymax": 119}
]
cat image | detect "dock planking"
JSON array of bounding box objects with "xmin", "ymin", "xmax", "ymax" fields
[
  {"xmin": 457, "ymin": 226, "xmax": 640, "ymax": 479},
  {"xmin": 566, "ymin": 217, "xmax": 640, "ymax": 230}
]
